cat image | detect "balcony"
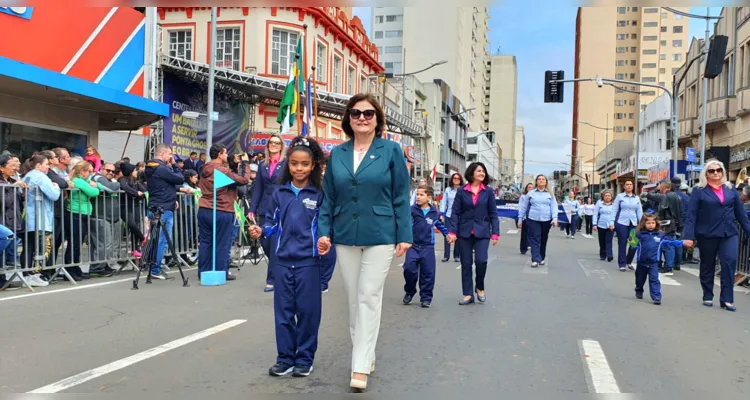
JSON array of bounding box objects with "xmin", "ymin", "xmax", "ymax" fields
[
  {"xmin": 737, "ymin": 87, "xmax": 750, "ymax": 116},
  {"xmin": 678, "ymin": 118, "xmax": 696, "ymax": 139},
  {"xmin": 704, "ymin": 96, "xmax": 736, "ymax": 126}
]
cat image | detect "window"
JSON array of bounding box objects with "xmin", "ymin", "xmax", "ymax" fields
[
  {"xmin": 615, "ymin": 126, "xmax": 624, "ymax": 132},
  {"xmin": 386, "ymin": 15, "xmax": 403, "ymax": 22},
  {"xmin": 632, "ymin": 34, "xmax": 638, "ymax": 39},
  {"xmin": 644, "ymin": 36, "xmax": 658, "ymax": 41},
  {"xmin": 360, "ymin": 76, "xmax": 367, "ymax": 93},
  {"xmin": 272, "ymin": 29, "xmax": 299, "ymax": 75},
  {"xmin": 672, "ymin": 53, "xmax": 683, "ymax": 61},
  {"xmin": 385, "ymin": 46, "xmax": 402, "ymax": 54},
  {"xmin": 643, "ymin": 77, "xmax": 657, "ymax": 82},
  {"xmin": 385, "ymin": 30, "xmax": 403, "ymax": 38},
  {"xmin": 660, "ymin": 68, "xmax": 666, "ymax": 73},
  {"xmin": 333, "ymin": 56, "xmax": 342, "ymax": 93},
  {"xmin": 630, "ymin": 73, "xmax": 636, "ymax": 79},
  {"xmin": 615, "ymin": 100, "xmax": 625, "ymax": 106},
  {"xmin": 615, "ymin": 113, "xmax": 624, "ymax": 119},
  {"xmin": 661, "ymin": 26, "xmax": 667, "ymax": 32},
  {"xmin": 660, "ymin": 54, "xmax": 667, "ymax": 60},
  {"xmin": 217, "ymin": 27, "xmax": 241, "ymax": 70},
  {"xmin": 374, "ymin": 31, "xmax": 383, "ymax": 39},
  {"xmin": 617, "ymin": 47, "xmax": 627, "ymax": 53},
  {"xmin": 643, "ymin": 49, "xmax": 657, "ymax": 55},
  {"xmin": 629, "ymin": 126, "xmax": 635, "ymax": 132},
  {"xmin": 168, "ymin": 30, "xmax": 192, "ymax": 60},
  {"xmin": 618, "ymin": 7, "xmax": 626, "ymax": 14},
  {"xmin": 632, "ymin": 20, "xmax": 638, "ymax": 25},
  {"xmin": 467, "ymin": 137, "xmax": 478, "ymax": 144},
  {"xmin": 643, "ymin": 63, "xmax": 657, "ymax": 68},
  {"xmin": 673, "ymin": 26, "xmax": 683, "ymax": 33},
  {"xmin": 659, "ymin": 82, "xmax": 665, "ymax": 87},
  {"xmin": 674, "ymin": 14, "xmax": 683, "ymax": 20},
  {"xmin": 629, "ymin": 113, "xmax": 635, "ymax": 119},
  {"xmin": 673, "ymin": 40, "xmax": 683, "ymax": 47},
  {"xmin": 660, "ymin": 40, "xmax": 667, "ymax": 46},
  {"xmin": 375, "ymin": 16, "xmax": 383, "ymax": 23},
  {"xmin": 316, "ymin": 42, "xmax": 326, "ymax": 81},
  {"xmin": 616, "ymin": 73, "xmax": 625, "ymax": 79},
  {"xmin": 347, "ymin": 66, "xmax": 355, "ymax": 95},
  {"xmin": 632, "ymin": 7, "xmax": 638, "ymax": 11},
  {"xmin": 617, "ymin": 34, "xmax": 627, "ymax": 40},
  {"xmin": 618, "ymin": 20, "xmax": 627, "ymax": 27},
  {"xmin": 672, "ymin": 67, "xmax": 680, "ymax": 74},
  {"xmin": 644, "ymin": 7, "xmax": 658, "ymax": 13},
  {"xmin": 631, "ymin": 47, "xmax": 637, "ymax": 52},
  {"xmin": 661, "ymin": 12, "xmax": 668, "ymax": 19},
  {"xmin": 631, "ymin": 60, "xmax": 637, "ymax": 66},
  {"xmin": 629, "ymin": 100, "xmax": 635, "ymax": 105},
  {"xmin": 384, "ymin": 62, "xmax": 402, "ymax": 73},
  {"xmin": 616, "ymin": 60, "xmax": 626, "ymax": 66},
  {"xmin": 643, "ymin": 91, "xmax": 656, "ymax": 96},
  {"xmin": 644, "ymin": 21, "xmax": 658, "ymax": 27}
]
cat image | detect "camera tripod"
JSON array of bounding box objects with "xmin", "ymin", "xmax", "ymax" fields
[{"xmin": 132, "ymin": 207, "xmax": 189, "ymax": 289}]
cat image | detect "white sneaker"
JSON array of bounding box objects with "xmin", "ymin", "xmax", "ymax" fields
[
  {"xmin": 149, "ymin": 273, "xmax": 166, "ymax": 280},
  {"xmin": 28, "ymin": 274, "xmax": 49, "ymax": 287}
]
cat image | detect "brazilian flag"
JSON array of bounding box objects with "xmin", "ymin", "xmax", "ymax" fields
[
  {"xmin": 627, "ymin": 228, "xmax": 639, "ymax": 248},
  {"xmin": 234, "ymin": 201, "xmax": 247, "ymax": 240}
]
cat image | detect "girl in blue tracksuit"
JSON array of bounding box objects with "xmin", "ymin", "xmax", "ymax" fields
[
  {"xmin": 634, "ymin": 213, "xmax": 684, "ymax": 305},
  {"xmin": 249, "ymin": 136, "xmax": 325, "ymax": 378},
  {"xmin": 403, "ymin": 184, "xmax": 449, "ymax": 308}
]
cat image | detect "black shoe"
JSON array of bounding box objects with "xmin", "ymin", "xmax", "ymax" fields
[
  {"xmin": 441, "ymin": 258, "xmax": 449, "ymax": 262},
  {"xmin": 269, "ymin": 363, "xmax": 294, "ymax": 376},
  {"xmin": 673, "ymin": 265, "xmax": 681, "ymax": 271},
  {"xmin": 403, "ymin": 293, "xmax": 414, "ymax": 305},
  {"xmin": 653, "ymin": 299, "xmax": 662, "ymax": 305},
  {"xmin": 420, "ymin": 301, "xmax": 431, "ymax": 308},
  {"xmin": 292, "ymin": 365, "xmax": 313, "ymax": 377},
  {"xmin": 475, "ymin": 290, "xmax": 486, "ymax": 303},
  {"xmin": 607, "ymin": 257, "xmax": 613, "ymax": 262},
  {"xmin": 65, "ymin": 274, "xmax": 83, "ymax": 282},
  {"xmin": 600, "ymin": 257, "xmax": 606, "ymax": 261},
  {"xmin": 658, "ymin": 267, "xmax": 667, "ymax": 274},
  {"xmin": 458, "ymin": 297, "xmax": 475, "ymax": 306},
  {"xmin": 89, "ymin": 269, "xmax": 115, "ymax": 278},
  {"xmin": 635, "ymin": 293, "xmax": 643, "ymax": 299},
  {"xmin": 80, "ymin": 273, "xmax": 91, "ymax": 280}
]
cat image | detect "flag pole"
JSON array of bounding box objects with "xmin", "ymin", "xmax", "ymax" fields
[
  {"xmin": 312, "ymin": 69, "xmax": 320, "ymax": 139},
  {"xmin": 297, "ymin": 25, "xmax": 308, "ymax": 136}
]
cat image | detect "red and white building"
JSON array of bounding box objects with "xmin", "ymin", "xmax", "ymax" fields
[{"xmin": 158, "ymin": 6, "xmax": 384, "ymax": 140}]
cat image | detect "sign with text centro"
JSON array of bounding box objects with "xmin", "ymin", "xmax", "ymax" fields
[
  {"xmin": 249, "ymin": 134, "xmax": 344, "ymax": 154},
  {"xmin": 0, "ymin": 7, "xmax": 33, "ymax": 20}
]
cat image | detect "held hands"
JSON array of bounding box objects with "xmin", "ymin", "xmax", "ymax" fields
[
  {"xmin": 446, "ymin": 233, "xmax": 457, "ymax": 245},
  {"xmin": 318, "ymin": 236, "xmax": 331, "ymax": 256},
  {"xmin": 683, "ymin": 240, "xmax": 694, "ymax": 248},
  {"xmin": 395, "ymin": 242, "xmax": 412, "ymax": 258},
  {"xmin": 249, "ymin": 225, "xmax": 262, "ymax": 240}
]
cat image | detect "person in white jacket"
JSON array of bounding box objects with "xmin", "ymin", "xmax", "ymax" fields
[{"xmin": 23, "ymin": 154, "xmax": 61, "ymax": 286}]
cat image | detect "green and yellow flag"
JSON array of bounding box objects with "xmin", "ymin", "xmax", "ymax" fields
[{"xmin": 277, "ymin": 36, "xmax": 302, "ymax": 133}]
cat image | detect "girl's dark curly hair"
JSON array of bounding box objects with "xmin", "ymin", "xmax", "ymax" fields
[{"xmin": 281, "ymin": 136, "xmax": 325, "ymax": 190}]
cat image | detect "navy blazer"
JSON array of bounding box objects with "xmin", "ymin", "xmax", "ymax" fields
[
  {"xmin": 318, "ymin": 137, "xmax": 412, "ymax": 246},
  {"xmin": 683, "ymin": 185, "xmax": 750, "ymax": 241},
  {"xmin": 449, "ymin": 185, "xmax": 500, "ymax": 239},
  {"xmin": 250, "ymin": 158, "xmax": 287, "ymax": 217}
]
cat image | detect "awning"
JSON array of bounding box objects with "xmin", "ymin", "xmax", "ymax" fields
[{"xmin": 0, "ymin": 56, "xmax": 168, "ymax": 131}]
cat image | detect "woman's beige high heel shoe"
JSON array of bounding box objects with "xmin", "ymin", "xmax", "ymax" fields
[{"xmin": 350, "ymin": 374, "xmax": 368, "ymax": 390}]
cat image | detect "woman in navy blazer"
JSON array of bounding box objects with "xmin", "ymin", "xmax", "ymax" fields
[
  {"xmin": 317, "ymin": 93, "xmax": 412, "ymax": 392},
  {"xmin": 447, "ymin": 162, "xmax": 500, "ymax": 306},
  {"xmin": 249, "ymin": 134, "xmax": 287, "ymax": 292},
  {"xmin": 683, "ymin": 159, "xmax": 750, "ymax": 312}
]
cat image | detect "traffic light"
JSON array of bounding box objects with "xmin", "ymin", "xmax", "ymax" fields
[{"xmin": 544, "ymin": 70, "xmax": 565, "ymax": 103}]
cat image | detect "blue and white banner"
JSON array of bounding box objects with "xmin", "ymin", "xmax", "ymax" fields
[{"xmin": 495, "ymin": 199, "xmax": 570, "ymax": 224}]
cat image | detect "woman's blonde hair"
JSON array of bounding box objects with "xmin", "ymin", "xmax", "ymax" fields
[
  {"xmin": 264, "ymin": 134, "xmax": 286, "ymax": 165},
  {"xmin": 69, "ymin": 161, "xmax": 92, "ymax": 180},
  {"xmin": 696, "ymin": 158, "xmax": 732, "ymax": 188},
  {"xmin": 534, "ymin": 174, "xmax": 555, "ymax": 197}
]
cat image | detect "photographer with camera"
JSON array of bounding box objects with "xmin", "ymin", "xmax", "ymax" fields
[
  {"xmin": 144, "ymin": 144, "xmax": 184, "ymax": 280},
  {"xmin": 198, "ymin": 144, "xmax": 251, "ymax": 281}
]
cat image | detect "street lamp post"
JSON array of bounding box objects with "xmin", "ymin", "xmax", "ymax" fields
[
  {"xmin": 572, "ymin": 137, "xmax": 596, "ymax": 195},
  {"xmin": 578, "ymin": 119, "xmax": 614, "ymax": 189},
  {"xmin": 206, "ymin": 7, "xmax": 217, "ymax": 160},
  {"xmin": 663, "ymin": 7, "xmax": 723, "ymax": 166}
]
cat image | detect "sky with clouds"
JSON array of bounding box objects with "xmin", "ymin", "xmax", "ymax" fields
[{"xmin": 353, "ymin": 6, "xmax": 724, "ymax": 177}]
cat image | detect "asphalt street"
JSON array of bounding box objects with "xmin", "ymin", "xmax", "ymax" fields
[{"xmin": 1, "ymin": 219, "xmax": 749, "ymax": 395}]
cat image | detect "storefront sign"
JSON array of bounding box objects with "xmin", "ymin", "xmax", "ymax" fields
[
  {"xmin": 730, "ymin": 147, "xmax": 750, "ymax": 164},
  {"xmin": 648, "ymin": 161, "xmax": 670, "ymax": 184},
  {"xmin": 0, "ymin": 7, "xmax": 33, "ymax": 20},
  {"xmin": 638, "ymin": 151, "xmax": 671, "ymax": 170},
  {"xmin": 249, "ymin": 134, "xmax": 343, "ymax": 154}
]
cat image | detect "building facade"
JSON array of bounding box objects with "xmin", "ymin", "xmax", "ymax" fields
[
  {"xmin": 158, "ymin": 6, "xmax": 383, "ymax": 141},
  {"xmin": 572, "ymin": 6, "xmax": 689, "ymax": 192},
  {"xmin": 486, "ymin": 54, "xmax": 519, "ymax": 187},
  {"xmin": 0, "ymin": 6, "xmax": 167, "ymax": 161},
  {"xmin": 513, "ymin": 125, "xmax": 525, "ymax": 185}
]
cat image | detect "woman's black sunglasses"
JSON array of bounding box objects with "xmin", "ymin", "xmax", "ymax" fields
[
  {"xmin": 706, "ymin": 168, "xmax": 722, "ymax": 174},
  {"xmin": 349, "ymin": 109, "xmax": 376, "ymax": 120}
]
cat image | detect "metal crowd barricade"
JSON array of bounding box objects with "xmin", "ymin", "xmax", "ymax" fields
[{"xmin": 735, "ymin": 222, "xmax": 750, "ymax": 287}]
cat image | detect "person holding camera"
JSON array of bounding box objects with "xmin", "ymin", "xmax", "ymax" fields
[
  {"xmin": 144, "ymin": 144, "xmax": 184, "ymax": 280},
  {"xmin": 198, "ymin": 144, "xmax": 251, "ymax": 280}
]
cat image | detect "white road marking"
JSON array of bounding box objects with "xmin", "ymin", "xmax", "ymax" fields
[
  {"xmin": 659, "ymin": 275, "xmax": 681, "ymax": 286},
  {"xmin": 28, "ymin": 319, "xmax": 247, "ymax": 394},
  {"xmin": 506, "ymin": 229, "xmax": 519, "ymax": 234},
  {"xmin": 680, "ymin": 268, "xmax": 750, "ymax": 293},
  {"xmin": 578, "ymin": 259, "xmax": 609, "ymax": 279},
  {"xmin": 581, "ymin": 234, "xmax": 593, "ymax": 239},
  {"xmin": 579, "ymin": 339, "xmax": 620, "ymax": 394},
  {"xmin": 0, "ymin": 267, "xmax": 197, "ymax": 303}
]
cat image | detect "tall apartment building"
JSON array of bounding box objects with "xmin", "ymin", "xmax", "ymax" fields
[
  {"xmin": 572, "ymin": 6, "xmax": 689, "ymax": 191},
  {"xmin": 514, "ymin": 125, "xmax": 525, "ymax": 185},
  {"xmin": 371, "ymin": 7, "xmax": 490, "ymax": 131},
  {"xmin": 487, "ymin": 55, "xmax": 519, "ymax": 186}
]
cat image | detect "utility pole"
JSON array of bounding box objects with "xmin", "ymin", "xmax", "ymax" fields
[
  {"xmin": 700, "ymin": 7, "xmax": 710, "ymax": 165},
  {"xmin": 206, "ymin": 7, "xmax": 217, "ymax": 160}
]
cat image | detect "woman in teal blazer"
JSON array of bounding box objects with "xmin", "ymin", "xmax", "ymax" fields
[{"xmin": 318, "ymin": 93, "xmax": 412, "ymax": 392}]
